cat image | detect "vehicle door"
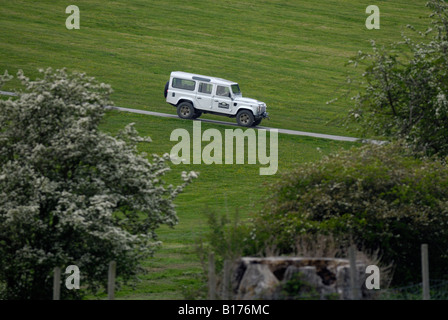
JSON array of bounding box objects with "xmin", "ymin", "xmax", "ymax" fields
[
  {"xmin": 195, "ymin": 82, "xmax": 214, "ymax": 110},
  {"xmin": 212, "ymin": 85, "xmax": 233, "ymax": 114}
]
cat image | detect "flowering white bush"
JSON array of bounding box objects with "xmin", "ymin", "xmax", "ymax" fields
[
  {"xmin": 0, "ymin": 68, "xmax": 197, "ymax": 299},
  {"xmin": 346, "ymin": 0, "xmax": 448, "ymax": 158}
]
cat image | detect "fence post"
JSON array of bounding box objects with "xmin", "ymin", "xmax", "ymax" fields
[
  {"xmin": 208, "ymin": 253, "xmax": 216, "ymax": 300},
  {"xmin": 53, "ymin": 267, "xmax": 61, "ymax": 300},
  {"xmin": 222, "ymin": 260, "xmax": 231, "ymax": 300},
  {"xmin": 108, "ymin": 261, "xmax": 116, "ymax": 300},
  {"xmin": 349, "ymin": 245, "xmax": 360, "ymax": 300},
  {"xmin": 421, "ymin": 244, "xmax": 430, "ymax": 300}
]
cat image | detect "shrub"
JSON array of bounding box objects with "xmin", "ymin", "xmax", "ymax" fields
[
  {"xmin": 0, "ymin": 68, "xmax": 197, "ymax": 299},
  {"xmin": 345, "ymin": 0, "xmax": 448, "ymax": 158},
  {"xmin": 250, "ymin": 142, "xmax": 448, "ymax": 285}
]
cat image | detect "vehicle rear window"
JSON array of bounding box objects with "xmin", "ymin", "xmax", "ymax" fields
[
  {"xmin": 199, "ymin": 83, "xmax": 213, "ymax": 94},
  {"xmin": 172, "ymin": 78, "xmax": 196, "ymax": 91}
]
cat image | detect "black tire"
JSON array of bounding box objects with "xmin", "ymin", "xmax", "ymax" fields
[
  {"xmin": 192, "ymin": 110, "xmax": 202, "ymax": 119},
  {"xmin": 177, "ymin": 101, "xmax": 195, "ymax": 119},
  {"xmin": 164, "ymin": 81, "xmax": 169, "ymax": 98},
  {"xmin": 236, "ymin": 110, "xmax": 255, "ymax": 127},
  {"xmin": 252, "ymin": 119, "xmax": 262, "ymax": 127}
]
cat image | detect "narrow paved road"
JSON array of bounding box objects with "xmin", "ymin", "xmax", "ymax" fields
[
  {"xmin": 1, "ymin": 91, "xmax": 383, "ymax": 144},
  {"xmin": 108, "ymin": 106, "xmax": 377, "ymax": 143}
]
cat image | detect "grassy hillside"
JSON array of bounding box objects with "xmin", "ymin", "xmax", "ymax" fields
[
  {"xmin": 98, "ymin": 110, "xmax": 357, "ymax": 299},
  {"xmin": 0, "ymin": 0, "xmax": 431, "ymax": 299},
  {"xmin": 0, "ymin": 0, "xmax": 429, "ymax": 135}
]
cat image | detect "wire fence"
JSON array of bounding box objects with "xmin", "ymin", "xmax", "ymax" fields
[
  {"xmin": 241, "ymin": 280, "xmax": 448, "ymax": 300},
  {"xmin": 209, "ymin": 244, "xmax": 448, "ymax": 300},
  {"xmin": 216, "ymin": 280, "xmax": 448, "ymax": 300},
  {"xmin": 275, "ymin": 280, "xmax": 448, "ymax": 300},
  {"xmin": 377, "ymin": 279, "xmax": 448, "ymax": 300}
]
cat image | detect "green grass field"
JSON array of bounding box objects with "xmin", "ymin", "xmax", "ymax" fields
[
  {"xmin": 98, "ymin": 111, "xmax": 357, "ymax": 299},
  {"xmin": 0, "ymin": 0, "xmax": 431, "ymax": 299},
  {"xmin": 0, "ymin": 0, "xmax": 429, "ymax": 135}
]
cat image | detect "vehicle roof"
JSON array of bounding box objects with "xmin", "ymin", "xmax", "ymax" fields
[{"xmin": 170, "ymin": 71, "xmax": 238, "ymax": 86}]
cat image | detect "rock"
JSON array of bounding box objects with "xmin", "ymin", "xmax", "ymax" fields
[
  {"xmin": 283, "ymin": 265, "xmax": 339, "ymax": 300},
  {"xmin": 232, "ymin": 257, "xmax": 373, "ymax": 300},
  {"xmin": 283, "ymin": 265, "xmax": 304, "ymax": 281},
  {"xmin": 236, "ymin": 263, "xmax": 279, "ymax": 300},
  {"xmin": 336, "ymin": 264, "xmax": 374, "ymax": 300},
  {"xmin": 285, "ymin": 266, "xmax": 322, "ymax": 286}
]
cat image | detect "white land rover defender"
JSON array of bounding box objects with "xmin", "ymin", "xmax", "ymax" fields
[{"xmin": 164, "ymin": 71, "xmax": 269, "ymax": 127}]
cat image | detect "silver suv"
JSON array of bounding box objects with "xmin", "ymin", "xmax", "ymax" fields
[{"xmin": 164, "ymin": 71, "xmax": 269, "ymax": 127}]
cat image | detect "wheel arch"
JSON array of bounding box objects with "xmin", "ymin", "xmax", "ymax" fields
[
  {"xmin": 236, "ymin": 107, "xmax": 255, "ymax": 117},
  {"xmin": 177, "ymin": 98, "xmax": 195, "ymax": 107}
]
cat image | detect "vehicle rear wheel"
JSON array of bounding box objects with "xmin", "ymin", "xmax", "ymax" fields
[
  {"xmin": 177, "ymin": 101, "xmax": 195, "ymax": 119},
  {"xmin": 236, "ymin": 110, "xmax": 254, "ymax": 127}
]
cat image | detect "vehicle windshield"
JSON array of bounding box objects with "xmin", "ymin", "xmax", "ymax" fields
[{"xmin": 231, "ymin": 84, "xmax": 241, "ymax": 95}]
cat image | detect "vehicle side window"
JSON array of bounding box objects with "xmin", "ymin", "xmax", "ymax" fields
[
  {"xmin": 198, "ymin": 83, "xmax": 213, "ymax": 95},
  {"xmin": 216, "ymin": 86, "xmax": 231, "ymax": 98},
  {"xmin": 172, "ymin": 78, "xmax": 196, "ymax": 91}
]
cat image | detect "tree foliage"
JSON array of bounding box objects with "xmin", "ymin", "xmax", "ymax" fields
[
  {"xmin": 0, "ymin": 68, "xmax": 197, "ymax": 299},
  {"xmin": 250, "ymin": 142, "xmax": 448, "ymax": 285},
  {"xmin": 347, "ymin": 0, "xmax": 448, "ymax": 157}
]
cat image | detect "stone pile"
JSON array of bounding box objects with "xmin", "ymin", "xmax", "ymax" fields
[{"xmin": 232, "ymin": 257, "xmax": 374, "ymax": 300}]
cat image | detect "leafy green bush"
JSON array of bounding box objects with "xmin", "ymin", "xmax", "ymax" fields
[
  {"xmin": 279, "ymin": 272, "xmax": 320, "ymax": 300},
  {"xmin": 250, "ymin": 142, "xmax": 448, "ymax": 285},
  {"xmin": 191, "ymin": 208, "xmax": 259, "ymax": 300}
]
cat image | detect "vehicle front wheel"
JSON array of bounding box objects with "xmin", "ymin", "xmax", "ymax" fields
[
  {"xmin": 177, "ymin": 102, "xmax": 195, "ymax": 119},
  {"xmin": 236, "ymin": 110, "xmax": 255, "ymax": 127},
  {"xmin": 252, "ymin": 119, "xmax": 262, "ymax": 127}
]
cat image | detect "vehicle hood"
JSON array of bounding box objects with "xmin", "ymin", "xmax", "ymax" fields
[{"xmin": 234, "ymin": 96, "xmax": 264, "ymax": 105}]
